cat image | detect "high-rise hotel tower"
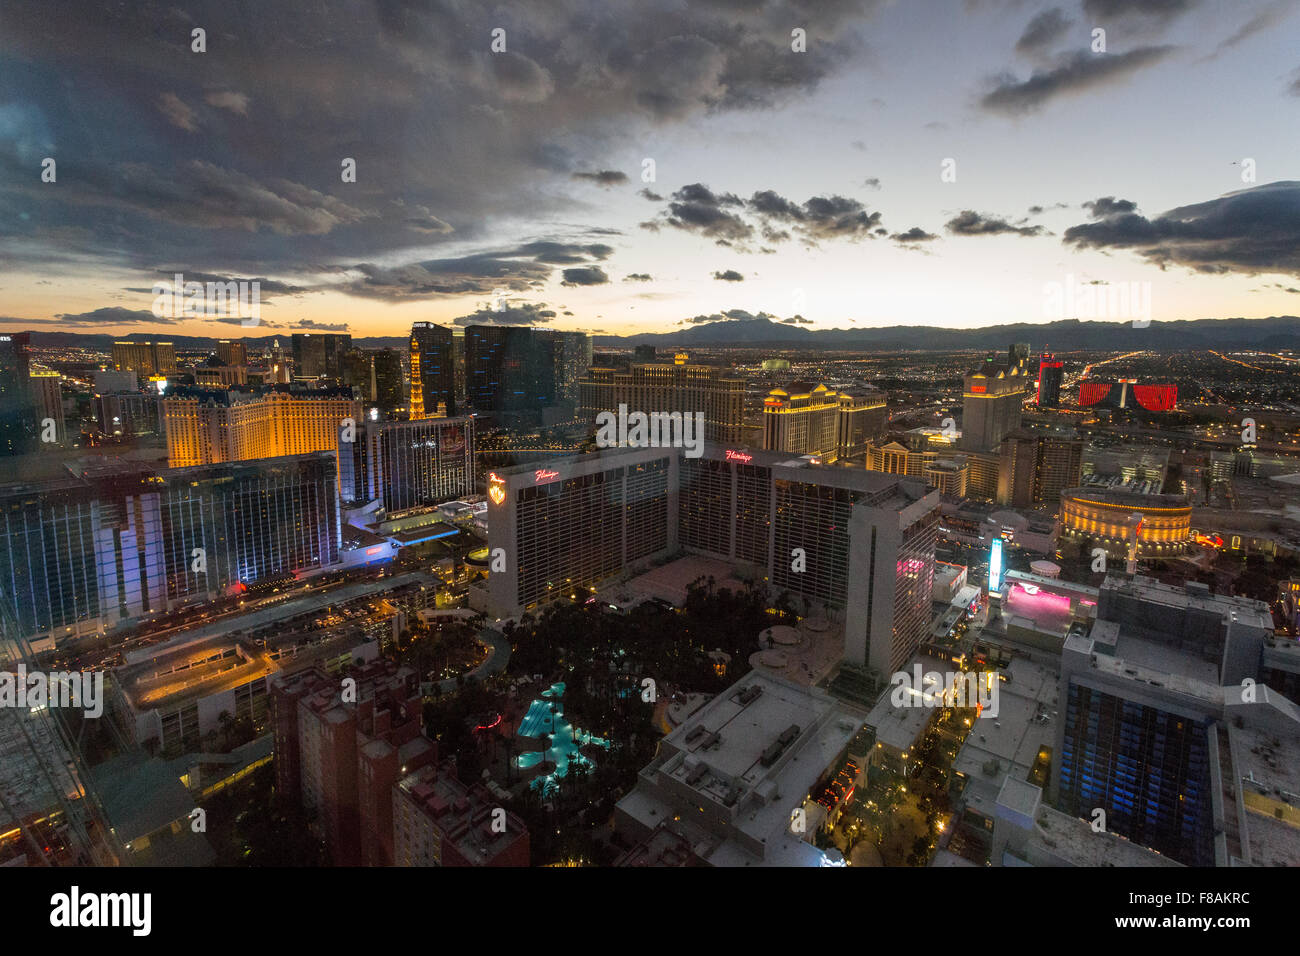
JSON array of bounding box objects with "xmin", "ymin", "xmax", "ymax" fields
[
  {"xmin": 958, "ymin": 355, "xmax": 1031, "ymax": 454},
  {"xmin": 484, "ymin": 443, "xmax": 938, "ymax": 675},
  {"xmin": 577, "ymin": 358, "xmax": 745, "ymax": 445}
]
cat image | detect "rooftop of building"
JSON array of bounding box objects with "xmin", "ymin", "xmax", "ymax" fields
[
  {"xmin": 966, "ymin": 357, "xmax": 1031, "ymax": 379},
  {"xmin": 395, "ymin": 762, "xmax": 528, "ymax": 863},
  {"xmin": 1017, "ymin": 803, "xmax": 1183, "ymax": 867},
  {"xmin": 1078, "ymin": 472, "xmax": 1165, "ymax": 495},
  {"xmin": 126, "ymin": 572, "xmax": 434, "ymax": 664},
  {"xmin": 614, "ymin": 823, "xmax": 704, "ymax": 866},
  {"xmin": 163, "ymin": 382, "xmax": 357, "ymax": 404},
  {"xmin": 905, "ymin": 426, "xmax": 960, "ymax": 442},
  {"xmin": 1064, "ymin": 631, "xmax": 1225, "ymax": 704},
  {"xmin": 952, "ymin": 656, "xmax": 1059, "ymax": 817},
  {"xmin": 388, "ymin": 523, "xmax": 458, "ymax": 546},
  {"xmin": 1062, "ymin": 482, "xmax": 1190, "ymax": 509},
  {"xmin": 119, "ymin": 635, "xmax": 275, "ymax": 712},
  {"xmin": 1102, "ymin": 574, "xmax": 1272, "ymax": 630},
  {"xmin": 866, "ymin": 663, "xmax": 950, "ymax": 753},
  {"xmin": 618, "ymin": 670, "xmax": 865, "ymax": 867},
  {"xmin": 488, "ymin": 442, "xmax": 934, "ymax": 505},
  {"xmin": 1106, "ymin": 632, "xmax": 1220, "ymax": 685},
  {"xmin": 1231, "ymin": 718, "xmax": 1300, "ymax": 808},
  {"xmin": 293, "ymin": 659, "xmax": 418, "ymax": 719},
  {"xmin": 1004, "ymin": 568, "xmax": 1099, "ymax": 599}
]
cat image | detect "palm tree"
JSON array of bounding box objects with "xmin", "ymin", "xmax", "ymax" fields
[{"xmin": 217, "ymin": 710, "xmax": 235, "ymax": 750}]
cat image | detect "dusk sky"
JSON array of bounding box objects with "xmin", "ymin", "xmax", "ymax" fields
[{"xmin": 2, "ymin": 0, "xmax": 1298, "ymax": 339}]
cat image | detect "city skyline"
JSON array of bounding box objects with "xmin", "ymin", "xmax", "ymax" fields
[
  {"xmin": 3, "ymin": 0, "xmax": 1300, "ymax": 889},
  {"xmin": 2, "ymin": 0, "xmax": 1299, "ymax": 338}
]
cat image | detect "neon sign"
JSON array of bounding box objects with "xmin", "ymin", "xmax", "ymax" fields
[
  {"xmin": 725, "ymin": 450, "xmax": 753, "ymax": 463},
  {"xmin": 534, "ymin": 469, "xmax": 559, "ymax": 483},
  {"xmin": 488, "ymin": 472, "xmax": 506, "ymax": 505}
]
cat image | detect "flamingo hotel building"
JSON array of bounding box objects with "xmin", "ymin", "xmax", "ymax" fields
[{"xmin": 482, "ymin": 443, "xmax": 940, "ymax": 675}]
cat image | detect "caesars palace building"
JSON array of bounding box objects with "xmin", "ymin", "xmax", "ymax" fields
[{"xmin": 482, "ymin": 442, "xmax": 940, "ymax": 676}]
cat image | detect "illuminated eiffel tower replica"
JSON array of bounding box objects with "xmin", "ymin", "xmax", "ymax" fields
[{"xmin": 0, "ymin": 597, "xmax": 126, "ymax": 866}]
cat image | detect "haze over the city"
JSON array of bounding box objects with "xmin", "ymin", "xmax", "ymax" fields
[{"xmin": 2, "ymin": 0, "xmax": 1298, "ymax": 338}]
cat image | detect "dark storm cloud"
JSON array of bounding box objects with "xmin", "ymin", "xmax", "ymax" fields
[
  {"xmin": 1082, "ymin": 197, "xmax": 1138, "ymax": 217},
  {"xmin": 8, "ymin": 159, "xmax": 369, "ymax": 236},
  {"xmin": 55, "ymin": 307, "xmax": 177, "ymax": 326},
  {"xmin": 514, "ymin": 241, "xmax": 614, "ymax": 264},
  {"xmin": 451, "ymin": 303, "xmax": 558, "ymax": 326},
  {"xmin": 713, "ymin": 270, "xmax": 745, "ymax": 281},
  {"xmin": 684, "ymin": 308, "xmax": 778, "ymax": 324},
  {"xmin": 796, "ymin": 196, "xmax": 882, "ymax": 241},
  {"xmin": 290, "ymin": 319, "xmax": 350, "ymax": 331},
  {"xmin": 572, "ymin": 170, "xmax": 629, "ymax": 187},
  {"xmin": 750, "ymin": 191, "xmax": 883, "ymax": 242},
  {"xmin": 0, "ymin": 0, "xmax": 883, "ymax": 284},
  {"xmin": 151, "ymin": 272, "xmax": 305, "ymax": 297},
  {"xmin": 655, "ymin": 184, "xmax": 754, "ymax": 243},
  {"xmin": 341, "ymin": 241, "xmax": 610, "ymax": 300},
  {"xmin": 345, "ymin": 257, "xmax": 549, "ymax": 300},
  {"xmin": 646, "ymin": 185, "xmax": 883, "ymax": 249},
  {"xmin": 560, "ymin": 266, "xmax": 609, "ymax": 286},
  {"xmin": 1082, "ymin": 0, "xmax": 1197, "ymax": 23},
  {"xmin": 749, "ymin": 190, "xmax": 804, "ymax": 220},
  {"xmin": 624, "ymin": 273, "xmax": 653, "ymax": 282},
  {"xmin": 1062, "ymin": 180, "xmax": 1300, "ymax": 276},
  {"xmin": 206, "ymin": 316, "xmax": 285, "ymax": 327},
  {"xmin": 945, "ymin": 211, "xmax": 1046, "ymax": 237},
  {"xmin": 891, "ymin": 227, "xmax": 938, "ymax": 243},
  {"xmin": 1202, "ymin": 4, "xmax": 1293, "ymax": 60},
  {"xmin": 1015, "ymin": 8, "xmax": 1072, "ymax": 56},
  {"xmin": 980, "ymin": 47, "xmax": 1175, "ymax": 115}
]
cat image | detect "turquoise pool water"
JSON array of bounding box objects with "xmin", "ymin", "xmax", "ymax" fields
[{"xmin": 515, "ymin": 682, "xmax": 609, "ymax": 796}]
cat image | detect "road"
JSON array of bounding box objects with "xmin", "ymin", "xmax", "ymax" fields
[{"xmin": 434, "ymin": 627, "xmax": 512, "ymax": 693}]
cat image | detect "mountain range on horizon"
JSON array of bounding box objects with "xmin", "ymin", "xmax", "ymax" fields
[{"xmin": 7, "ymin": 315, "xmax": 1300, "ymax": 355}]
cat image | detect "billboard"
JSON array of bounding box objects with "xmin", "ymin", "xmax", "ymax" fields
[{"xmin": 988, "ymin": 538, "xmax": 1004, "ymax": 596}]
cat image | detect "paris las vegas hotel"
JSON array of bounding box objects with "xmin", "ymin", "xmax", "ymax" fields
[{"xmin": 481, "ymin": 442, "xmax": 940, "ymax": 676}]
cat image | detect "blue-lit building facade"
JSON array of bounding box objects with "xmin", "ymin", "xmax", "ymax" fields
[
  {"xmin": 0, "ymin": 453, "xmax": 341, "ymax": 646},
  {"xmin": 339, "ymin": 415, "xmax": 476, "ymax": 514},
  {"xmin": 1056, "ymin": 678, "xmax": 1215, "ymax": 866},
  {"xmin": 409, "ymin": 322, "xmax": 456, "ymax": 418}
]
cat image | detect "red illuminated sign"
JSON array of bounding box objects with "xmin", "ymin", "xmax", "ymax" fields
[
  {"xmin": 969, "ymin": 385, "xmax": 986, "ymax": 393},
  {"xmin": 1134, "ymin": 384, "xmax": 1177, "ymax": 412},
  {"xmin": 1079, "ymin": 382, "xmax": 1113, "ymax": 407},
  {"xmin": 534, "ymin": 469, "xmax": 559, "ymax": 483},
  {"xmin": 725, "ymin": 450, "xmax": 753, "ymax": 463},
  {"xmin": 365, "ymin": 546, "xmax": 384, "ymax": 555},
  {"xmin": 488, "ymin": 471, "xmax": 506, "ymax": 505}
]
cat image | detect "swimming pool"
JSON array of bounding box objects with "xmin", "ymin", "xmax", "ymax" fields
[{"xmin": 515, "ymin": 682, "xmax": 609, "ymax": 796}]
